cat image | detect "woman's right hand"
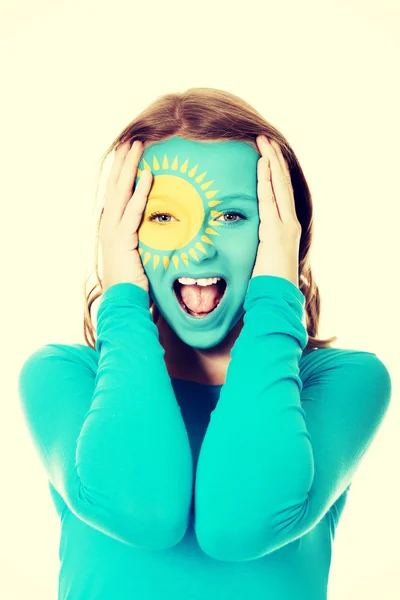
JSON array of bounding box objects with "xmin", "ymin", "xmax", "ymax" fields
[{"xmin": 99, "ymin": 140, "xmax": 153, "ymax": 293}]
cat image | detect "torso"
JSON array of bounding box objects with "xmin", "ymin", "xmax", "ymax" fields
[{"xmin": 166, "ymin": 362, "xmax": 227, "ymax": 386}]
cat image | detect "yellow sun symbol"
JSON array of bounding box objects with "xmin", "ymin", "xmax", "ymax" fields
[{"xmin": 137, "ymin": 152, "xmax": 229, "ymax": 273}]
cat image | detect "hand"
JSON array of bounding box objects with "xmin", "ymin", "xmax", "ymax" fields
[
  {"xmin": 251, "ymin": 135, "xmax": 301, "ymax": 289},
  {"xmin": 99, "ymin": 140, "xmax": 153, "ymax": 293}
]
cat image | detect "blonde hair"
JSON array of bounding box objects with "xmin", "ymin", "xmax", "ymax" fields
[{"xmin": 83, "ymin": 87, "xmax": 338, "ymax": 351}]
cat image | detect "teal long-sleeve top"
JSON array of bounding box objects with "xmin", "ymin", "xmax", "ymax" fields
[{"xmin": 18, "ymin": 275, "xmax": 392, "ymax": 600}]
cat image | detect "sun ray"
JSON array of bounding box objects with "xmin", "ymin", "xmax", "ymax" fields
[
  {"xmin": 206, "ymin": 210, "xmax": 223, "ymax": 228},
  {"xmin": 142, "ymin": 159, "xmax": 152, "ymax": 172},
  {"xmin": 205, "ymin": 189, "xmax": 220, "ymax": 199},
  {"xmin": 143, "ymin": 251, "xmax": 151, "ymax": 265},
  {"xmin": 180, "ymin": 159, "xmax": 189, "ymax": 173},
  {"xmin": 189, "ymin": 248, "xmax": 199, "ymax": 262},
  {"xmin": 153, "ymin": 255, "xmax": 160, "ymax": 270},
  {"xmin": 201, "ymin": 180, "xmax": 214, "ymax": 190},
  {"xmin": 205, "ymin": 228, "xmax": 220, "ymax": 236},
  {"xmin": 195, "ymin": 171, "xmax": 207, "ymax": 183},
  {"xmin": 188, "ymin": 164, "xmax": 198, "ymax": 177},
  {"xmin": 195, "ymin": 242, "xmax": 208, "ymax": 254},
  {"xmin": 201, "ymin": 235, "xmax": 215, "ymax": 246},
  {"xmin": 172, "ymin": 255, "xmax": 179, "ymax": 269},
  {"xmin": 181, "ymin": 253, "xmax": 189, "ymax": 266},
  {"xmin": 163, "ymin": 256, "xmax": 170, "ymax": 271}
]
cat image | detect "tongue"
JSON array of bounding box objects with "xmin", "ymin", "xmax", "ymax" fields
[{"xmin": 180, "ymin": 283, "xmax": 221, "ymax": 314}]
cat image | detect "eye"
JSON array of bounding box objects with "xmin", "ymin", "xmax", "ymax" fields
[
  {"xmin": 215, "ymin": 211, "xmax": 246, "ymax": 224},
  {"xmin": 148, "ymin": 210, "xmax": 246, "ymax": 225},
  {"xmin": 148, "ymin": 210, "xmax": 178, "ymax": 225}
]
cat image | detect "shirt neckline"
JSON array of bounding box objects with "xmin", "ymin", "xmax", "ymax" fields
[{"xmin": 170, "ymin": 376, "xmax": 223, "ymax": 390}]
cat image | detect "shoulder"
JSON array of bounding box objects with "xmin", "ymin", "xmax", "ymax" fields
[
  {"xmin": 299, "ymin": 346, "xmax": 392, "ymax": 401},
  {"xmin": 300, "ymin": 345, "xmax": 390, "ymax": 372},
  {"xmin": 19, "ymin": 342, "xmax": 99, "ymax": 379},
  {"xmin": 18, "ymin": 344, "xmax": 100, "ymax": 416}
]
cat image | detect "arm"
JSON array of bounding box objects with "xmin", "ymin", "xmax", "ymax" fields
[
  {"xmin": 18, "ymin": 282, "xmax": 193, "ymax": 550},
  {"xmin": 194, "ymin": 275, "xmax": 392, "ymax": 561}
]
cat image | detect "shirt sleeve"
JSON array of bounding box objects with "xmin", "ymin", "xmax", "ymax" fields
[
  {"xmin": 18, "ymin": 283, "xmax": 193, "ymax": 550},
  {"xmin": 194, "ymin": 275, "xmax": 392, "ymax": 561}
]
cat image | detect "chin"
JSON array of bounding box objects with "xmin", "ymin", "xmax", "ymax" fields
[
  {"xmin": 169, "ymin": 328, "xmax": 225, "ymax": 350},
  {"xmin": 185, "ymin": 336, "xmax": 225, "ymax": 351},
  {"xmin": 175, "ymin": 316, "xmax": 243, "ymax": 351}
]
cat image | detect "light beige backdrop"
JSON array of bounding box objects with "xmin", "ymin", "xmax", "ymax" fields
[{"xmin": 0, "ymin": 0, "xmax": 398, "ymax": 598}]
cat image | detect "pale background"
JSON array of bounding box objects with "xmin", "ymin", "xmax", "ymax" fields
[{"xmin": 1, "ymin": 0, "xmax": 398, "ymax": 598}]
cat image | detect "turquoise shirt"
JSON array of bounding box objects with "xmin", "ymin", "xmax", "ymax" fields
[{"xmin": 18, "ymin": 275, "xmax": 392, "ymax": 599}]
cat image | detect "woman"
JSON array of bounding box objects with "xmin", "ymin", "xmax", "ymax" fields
[{"xmin": 18, "ymin": 88, "xmax": 392, "ymax": 600}]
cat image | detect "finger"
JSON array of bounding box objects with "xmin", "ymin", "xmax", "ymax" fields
[
  {"xmin": 257, "ymin": 136, "xmax": 294, "ymax": 223},
  {"xmin": 269, "ymin": 139, "xmax": 291, "ymax": 177},
  {"xmin": 106, "ymin": 141, "xmax": 134, "ymax": 190},
  {"xmin": 268, "ymin": 139, "xmax": 297, "ymax": 222},
  {"xmin": 103, "ymin": 141, "xmax": 143, "ymax": 225},
  {"xmin": 120, "ymin": 169, "xmax": 153, "ymax": 236},
  {"xmin": 117, "ymin": 140, "xmax": 144, "ymax": 192},
  {"xmin": 257, "ymin": 157, "xmax": 282, "ymax": 228}
]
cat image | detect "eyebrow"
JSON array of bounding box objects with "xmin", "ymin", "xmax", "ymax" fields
[{"xmin": 218, "ymin": 193, "xmax": 256, "ymax": 203}]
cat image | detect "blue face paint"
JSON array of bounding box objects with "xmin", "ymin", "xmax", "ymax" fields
[{"xmin": 136, "ymin": 136, "xmax": 260, "ymax": 349}]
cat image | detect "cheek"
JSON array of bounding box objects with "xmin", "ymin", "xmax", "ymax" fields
[{"xmin": 223, "ymin": 227, "xmax": 259, "ymax": 268}]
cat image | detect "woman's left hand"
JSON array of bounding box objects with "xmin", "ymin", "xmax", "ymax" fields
[{"xmin": 251, "ymin": 135, "xmax": 301, "ymax": 289}]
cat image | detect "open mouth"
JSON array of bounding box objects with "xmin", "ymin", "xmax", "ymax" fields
[{"xmin": 173, "ymin": 278, "xmax": 228, "ymax": 319}]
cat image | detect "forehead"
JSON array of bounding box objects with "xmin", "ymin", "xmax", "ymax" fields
[{"xmin": 141, "ymin": 136, "xmax": 260, "ymax": 197}]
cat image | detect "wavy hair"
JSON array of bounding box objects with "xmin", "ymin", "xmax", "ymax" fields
[{"xmin": 83, "ymin": 87, "xmax": 337, "ymax": 351}]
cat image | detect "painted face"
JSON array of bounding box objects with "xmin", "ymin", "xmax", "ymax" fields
[{"xmin": 136, "ymin": 136, "xmax": 261, "ymax": 349}]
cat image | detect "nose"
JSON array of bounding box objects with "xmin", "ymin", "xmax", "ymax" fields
[{"xmin": 195, "ymin": 242, "xmax": 217, "ymax": 263}]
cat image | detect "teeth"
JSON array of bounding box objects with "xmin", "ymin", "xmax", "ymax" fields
[{"xmin": 178, "ymin": 277, "xmax": 221, "ymax": 287}]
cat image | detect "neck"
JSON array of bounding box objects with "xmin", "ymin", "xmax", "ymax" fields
[{"xmin": 155, "ymin": 312, "xmax": 244, "ymax": 385}]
